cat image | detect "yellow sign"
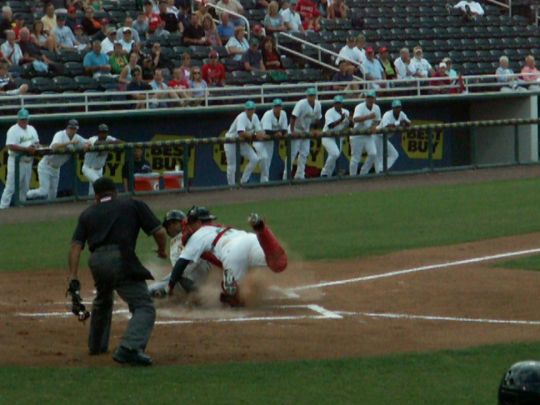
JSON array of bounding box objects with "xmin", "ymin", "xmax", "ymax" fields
[
  {"xmin": 0, "ymin": 149, "xmax": 41, "ymax": 188},
  {"xmin": 401, "ymin": 120, "xmax": 444, "ymax": 160}
]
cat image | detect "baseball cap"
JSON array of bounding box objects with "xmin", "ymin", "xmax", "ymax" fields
[
  {"xmin": 101, "ymin": 18, "xmax": 109, "ymax": 25},
  {"xmin": 74, "ymin": 24, "xmax": 83, "ymax": 30},
  {"xmin": 306, "ymin": 87, "xmax": 317, "ymax": 96},
  {"xmin": 98, "ymin": 123, "xmax": 109, "ymax": 132},
  {"xmin": 391, "ymin": 100, "xmax": 402, "ymax": 108},
  {"xmin": 67, "ymin": 119, "xmax": 79, "ymax": 128},
  {"xmin": 379, "ymin": 46, "xmax": 388, "ymax": 54},
  {"xmin": 439, "ymin": 62, "xmax": 447, "ymax": 68},
  {"xmin": 68, "ymin": 6, "xmax": 77, "ymax": 13},
  {"xmin": 333, "ymin": 95, "xmax": 344, "ymax": 104},
  {"xmin": 163, "ymin": 209, "xmax": 186, "ymax": 227},
  {"xmin": 123, "ymin": 27, "xmax": 132, "ymax": 34},
  {"xmin": 366, "ymin": 47, "xmax": 374, "ymax": 54},
  {"xmin": 365, "ymin": 90, "xmax": 376, "ymax": 98},
  {"xmin": 17, "ymin": 108, "xmax": 29, "ymax": 120},
  {"xmin": 272, "ymin": 98, "xmax": 283, "ymax": 107},
  {"xmin": 187, "ymin": 206, "xmax": 216, "ymax": 223},
  {"xmin": 245, "ymin": 100, "xmax": 256, "ymax": 110},
  {"xmin": 107, "ymin": 26, "xmax": 117, "ymax": 35},
  {"xmin": 208, "ymin": 50, "xmax": 219, "ymax": 58}
]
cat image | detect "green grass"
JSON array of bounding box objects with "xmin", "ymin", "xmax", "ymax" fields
[
  {"xmin": 3, "ymin": 177, "xmax": 540, "ymax": 272},
  {"xmin": 1, "ymin": 341, "xmax": 536, "ymax": 404},
  {"xmin": 497, "ymin": 254, "xmax": 540, "ymax": 272}
]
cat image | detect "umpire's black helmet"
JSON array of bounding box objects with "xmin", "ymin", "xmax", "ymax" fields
[
  {"xmin": 499, "ymin": 361, "xmax": 540, "ymax": 404},
  {"xmin": 162, "ymin": 210, "xmax": 186, "ymax": 227},
  {"xmin": 187, "ymin": 206, "xmax": 216, "ymax": 223}
]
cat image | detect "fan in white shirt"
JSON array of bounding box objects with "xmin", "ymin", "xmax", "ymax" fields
[
  {"xmin": 335, "ymin": 36, "xmax": 363, "ymax": 75},
  {"xmin": 394, "ymin": 48, "xmax": 414, "ymax": 81},
  {"xmin": 375, "ymin": 100, "xmax": 411, "ymax": 172},
  {"xmin": 321, "ymin": 96, "xmax": 350, "ymax": 177},
  {"xmin": 280, "ymin": 1, "xmax": 304, "ymax": 33},
  {"xmin": 409, "ymin": 46, "xmax": 433, "ymax": 79},
  {"xmin": 453, "ymin": 1, "xmax": 484, "ymax": 20}
]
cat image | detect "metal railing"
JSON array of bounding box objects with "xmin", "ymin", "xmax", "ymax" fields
[{"xmin": 9, "ymin": 117, "xmax": 538, "ymax": 206}]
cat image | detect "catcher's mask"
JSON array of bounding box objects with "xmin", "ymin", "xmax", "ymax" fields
[{"xmin": 499, "ymin": 361, "xmax": 540, "ymax": 404}]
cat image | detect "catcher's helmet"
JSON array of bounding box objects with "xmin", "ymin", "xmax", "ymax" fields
[
  {"xmin": 499, "ymin": 361, "xmax": 540, "ymax": 404},
  {"xmin": 187, "ymin": 206, "xmax": 216, "ymax": 223},
  {"xmin": 162, "ymin": 210, "xmax": 186, "ymax": 227}
]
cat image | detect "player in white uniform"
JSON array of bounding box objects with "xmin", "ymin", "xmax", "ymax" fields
[
  {"xmin": 0, "ymin": 109, "xmax": 40, "ymax": 209},
  {"xmin": 350, "ymin": 91, "xmax": 381, "ymax": 176},
  {"xmin": 321, "ymin": 95, "xmax": 350, "ymax": 177},
  {"xmin": 167, "ymin": 209, "xmax": 288, "ymax": 307},
  {"xmin": 283, "ymin": 87, "xmax": 322, "ymax": 180},
  {"xmin": 256, "ymin": 98, "xmax": 288, "ymax": 183},
  {"xmin": 224, "ymin": 100, "xmax": 268, "ymax": 186},
  {"xmin": 82, "ymin": 123, "xmax": 120, "ymax": 195},
  {"xmin": 27, "ymin": 119, "xmax": 88, "ymax": 201},
  {"xmin": 375, "ymin": 100, "xmax": 411, "ymax": 172}
]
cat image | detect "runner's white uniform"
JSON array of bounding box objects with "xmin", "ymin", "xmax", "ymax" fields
[
  {"xmin": 0, "ymin": 123, "xmax": 40, "ymax": 209},
  {"xmin": 224, "ymin": 111, "xmax": 262, "ymax": 185},
  {"xmin": 321, "ymin": 106, "xmax": 350, "ymax": 177},
  {"xmin": 82, "ymin": 135, "xmax": 117, "ymax": 195},
  {"xmin": 256, "ymin": 108, "xmax": 288, "ymax": 182},
  {"xmin": 27, "ymin": 130, "xmax": 86, "ymax": 200},
  {"xmin": 180, "ymin": 225, "xmax": 267, "ymax": 283},
  {"xmin": 375, "ymin": 109, "xmax": 411, "ymax": 172},
  {"xmin": 283, "ymin": 98, "xmax": 322, "ymax": 180},
  {"xmin": 350, "ymin": 102, "xmax": 381, "ymax": 176}
]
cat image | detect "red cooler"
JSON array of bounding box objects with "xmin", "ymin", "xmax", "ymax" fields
[
  {"xmin": 162, "ymin": 170, "xmax": 184, "ymax": 190},
  {"xmin": 134, "ymin": 173, "xmax": 160, "ymax": 191}
]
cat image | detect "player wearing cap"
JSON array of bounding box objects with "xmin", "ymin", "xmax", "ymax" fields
[
  {"xmin": 283, "ymin": 87, "xmax": 322, "ymax": 180},
  {"xmin": 321, "ymin": 95, "xmax": 350, "ymax": 177},
  {"xmin": 0, "ymin": 109, "xmax": 40, "ymax": 209},
  {"xmin": 82, "ymin": 124, "xmax": 121, "ymax": 196},
  {"xmin": 27, "ymin": 119, "xmax": 88, "ymax": 201},
  {"xmin": 350, "ymin": 90, "xmax": 381, "ymax": 176},
  {"xmin": 224, "ymin": 100, "xmax": 268, "ymax": 185},
  {"xmin": 375, "ymin": 100, "xmax": 411, "ymax": 172},
  {"xmin": 256, "ymin": 98, "xmax": 288, "ymax": 183}
]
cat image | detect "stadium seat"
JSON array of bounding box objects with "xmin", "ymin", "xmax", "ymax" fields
[
  {"xmin": 53, "ymin": 76, "xmax": 78, "ymax": 92},
  {"xmin": 65, "ymin": 62, "xmax": 85, "ymax": 77},
  {"xmin": 30, "ymin": 77, "xmax": 56, "ymax": 93},
  {"xmin": 97, "ymin": 75, "xmax": 118, "ymax": 90},
  {"xmin": 74, "ymin": 76, "xmax": 100, "ymax": 92}
]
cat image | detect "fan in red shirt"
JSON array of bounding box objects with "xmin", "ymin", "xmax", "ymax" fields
[
  {"xmin": 144, "ymin": 1, "xmax": 162, "ymax": 34},
  {"xmin": 168, "ymin": 67, "xmax": 191, "ymax": 102},
  {"xmin": 295, "ymin": 0, "xmax": 320, "ymax": 31},
  {"xmin": 431, "ymin": 62, "xmax": 453, "ymax": 94},
  {"xmin": 202, "ymin": 50, "xmax": 226, "ymax": 86}
]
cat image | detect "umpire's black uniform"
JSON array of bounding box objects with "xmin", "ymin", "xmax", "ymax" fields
[{"xmin": 70, "ymin": 178, "xmax": 166, "ymax": 366}]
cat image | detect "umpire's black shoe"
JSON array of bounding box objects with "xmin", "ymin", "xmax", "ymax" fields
[{"xmin": 112, "ymin": 347, "xmax": 153, "ymax": 366}]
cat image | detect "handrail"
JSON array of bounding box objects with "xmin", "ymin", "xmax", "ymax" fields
[
  {"xmin": 193, "ymin": 0, "xmax": 250, "ymax": 38},
  {"xmin": 485, "ymin": 0, "xmax": 512, "ymax": 17}
]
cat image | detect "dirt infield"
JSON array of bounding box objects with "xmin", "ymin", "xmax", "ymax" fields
[{"xmin": 1, "ymin": 233, "xmax": 540, "ymax": 367}]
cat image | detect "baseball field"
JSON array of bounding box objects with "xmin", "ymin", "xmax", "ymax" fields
[{"xmin": 2, "ymin": 166, "xmax": 540, "ymax": 404}]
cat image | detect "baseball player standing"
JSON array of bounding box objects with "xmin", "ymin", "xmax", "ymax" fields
[
  {"xmin": 283, "ymin": 87, "xmax": 322, "ymax": 180},
  {"xmin": 255, "ymin": 98, "xmax": 288, "ymax": 183},
  {"xmin": 224, "ymin": 100, "xmax": 268, "ymax": 186},
  {"xmin": 27, "ymin": 119, "xmax": 88, "ymax": 201},
  {"xmin": 82, "ymin": 124, "xmax": 120, "ymax": 196},
  {"xmin": 375, "ymin": 100, "xmax": 411, "ymax": 172},
  {"xmin": 0, "ymin": 109, "xmax": 40, "ymax": 209},
  {"xmin": 321, "ymin": 95, "xmax": 350, "ymax": 177},
  {"xmin": 350, "ymin": 91, "xmax": 381, "ymax": 176}
]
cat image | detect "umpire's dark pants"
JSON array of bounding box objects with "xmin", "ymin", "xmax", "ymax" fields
[{"xmin": 88, "ymin": 246, "xmax": 155, "ymax": 354}]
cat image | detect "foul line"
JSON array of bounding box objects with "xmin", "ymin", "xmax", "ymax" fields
[{"xmin": 290, "ymin": 247, "xmax": 540, "ymax": 292}]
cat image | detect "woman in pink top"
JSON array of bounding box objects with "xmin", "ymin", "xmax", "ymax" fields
[{"xmin": 520, "ymin": 55, "xmax": 540, "ymax": 83}]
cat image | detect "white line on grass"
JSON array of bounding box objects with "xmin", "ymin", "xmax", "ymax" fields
[{"xmin": 290, "ymin": 247, "xmax": 540, "ymax": 292}]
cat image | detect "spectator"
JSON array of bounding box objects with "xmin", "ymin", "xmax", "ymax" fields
[
  {"xmin": 81, "ymin": 7, "xmax": 101, "ymax": 36},
  {"xmin": 226, "ymin": 25, "xmax": 249, "ymax": 62},
  {"xmin": 167, "ymin": 67, "xmax": 191, "ymax": 102},
  {"xmin": 74, "ymin": 24, "xmax": 91, "ymax": 51},
  {"xmin": 159, "ymin": 0, "xmax": 181, "ymax": 33},
  {"xmin": 202, "ymin": 50, "xmax": 226, "ymax": 86},
  {"xmin": 216, "ymin": 0, "xmax": 245, "ymax": 26},
  {"xmin": 19, "ymin": 28, "xmax": 63, "ymax": 75},
  {"xmin": 152, "ymin": 20, "xmax": 171, "ymax": 39},
  {"xmin": 127, "ymin": 67, "xmax": 151, "ymax": 109},
  {"xmin": 218, "ymin": 12, "xmax": 235, "ymax": 43},
  {"xmin": 316, "ymin": 0, "xmax": 328, "ymax": 18},
  {"xmin": 252, "ymin": 24, "xmax": 267, "ymax": 42},
  {"xmin": 141, "ymin": 54, "xmax": 155, "ymax": 81},
  {"xmin": 150, "ymin": 42, "xmax": 173, "ymax": 71},
  {"xmin": 144, "ymin": 0, "xmax": 162, "ymax": 34},
  {"xmin": 92, "ymin": 18, "xmax": 109, "ymax": 42},
  {"xmin": 122, "ymin": 145, "xmax": 152, "ymax": 192},
  {"xmin": 280, "ymin": 0, "xmax": 304, "ymax": 33},
  {"xmin": 336, "ymin": 35, "xmax": 363, "ymax": 76},
  {"xmin": 327, "ymin": 0, "xmax": 348, "ymax": 19},
  {"xmin": 332, "ymin": 60, "xmax": 358, "ymax": 91},
  {"xmin": 355, "ymin": 34, "xmax": 367, "ymax": 62},
  {"xmin": 100, "ymin": 26, "xmax": 117, "ymax": 55},
  {"xmin": 0, "ymin": 63, "xmax": 29, "ymax": 95},
  {"xmin": 243, "ymin": 38, "xmax": 265, "ymax": 72},
  {"xmin": 378, "ymin": 47, "xmax": 396, "ymax": 80},
  {"xmin": 119, "ymin": 52, "xmax": 141, "ymax": 90},
  {"xmin": 443, "ymin": 57, "xmax": 458, "ymax": 80},
  {"xmin": 87, "ymin": 0, "xmax": 105, "ymax": 12},
  {"xmin": 109, "ymin": 42, "xmax": 128, "ymax": 75},
  {"xmin": 264, "ymin": 1, "xmax": 286, "ymax": 34},
  {"xmin": 394, "ymin": 47, "xmax": 413, "ymax": 81},
  {"xmin": 496, "ymin": 55, "xmax": 519, "ymax": 91},
  {"xmin": 521, "ymin": 55, "xmax": 540, "ymax": 87},
  {"xmin": 12, "ymin": 14, "xmax": 26, "ymax": 40},
  {"xmin": 431, "ymin": 62, "xmax": 452, "ymax": 94},
  {"xmin": 0, "ymin": 6, "xmax": 13, "ymax": 40},
  {"xmin": 1, "ymin": 31, "xmax": 23, "ymax": 66},
  {"xmin": 203, "ymin": 15, "xmax": 222, "ymax": 47},
  {"xmin": 83, "ymin": 40, "xmax": 111, "ymax": 77},
  {"xmin": 363, "ymin": 47, "xmax": 386, "ymax": 89},
  {"xmin": 41, "ymin": 3, "xmax": 58, "ymax": 33},
  {"xmin": 53, "ymin": 14, "xmax": 79, "ymax": 51},
  {"xmin": 409, "ymin": 46, "xmax": 433, "ymax": 78},
  {"xmin": 150, "ymin": 68, "xmax": 181, "ymax": 108},
  {"xmin": 261, "ymin": 36, "xmax": 283, "ymax": 70},
  {"xmin": 118, "ymin": 28, "xmax": 135, "ymax": 53},
  {"xmin": 179, "ymin": 52, "xmax": 192, "ymax": 80},
  {"xmin": 117, "ymin": 17, "xmax": 141, "ymax": 44},
  {"xmin": 194, "ymin": 1, "xmax": 213, "ymax": 26},
  {"xmin": 295, "ymin": 0, "xmax": 320, "ymax": 31},
  {"xmin": 453, "ymin": 1, "xmax": 484, "ymax": 21},
  {"xmin": 133, "ymin": 12, "xmax": 150, "ymax": 39},
  {"xmin": 66, "ymin": 6, "xmax": 80, "ymax": 32},
  {"xmin": 189, "ymin": 66, "xmax": 208, "ymax": 105},
  {"xmin": 32, "ymin": 21, "xmax": 56, "ymax": 53},
  {"xmin": 183, "ymin": 14, "xmax": 207, "ymax": 45}
]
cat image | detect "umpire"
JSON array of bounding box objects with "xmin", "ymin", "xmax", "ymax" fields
[{"xmin": 67, "ymin": 177, "xmax": 167, "ymax": 366}]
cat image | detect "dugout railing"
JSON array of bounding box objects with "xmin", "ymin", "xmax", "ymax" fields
[{"xmin": 9, "ymin": 117, "xmax": 538, "ymax": 207}]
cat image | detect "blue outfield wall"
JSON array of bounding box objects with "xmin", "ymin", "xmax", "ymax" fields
[{"xmin": 0, "ymin": 98, "xmax": 471, "ymax": 195}]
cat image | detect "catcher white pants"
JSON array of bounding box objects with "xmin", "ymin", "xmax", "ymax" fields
[
  {"xmin": 349, "ymin": 135, "xmax": 378, "ymax": 176},
  {"xmin": 253, "ymin": 140, "xmax": 274, "ymax": 183},
  {"xmin": 283, "ymin": 138, "xmax": 310, "ymax": 180},
  {"xmin": 220, "ymin": 233, "xmax": 266, "ymax": 283},
  {"xmin": 224, "ymin": 142, "xmax": 260, "ymax": 185},
  {"xmin": 148, "ymin": 260, "xmax": 211, "ymax": 295},
  {"xmin": 375, "ymin": 136, "xmax": 399, "ymax": 172},
  {"xmin": 82, "ymin": 165, "xmax": 103, "ymax": 196},
  {"xmin": 0, "ymin": 156, "xmax": 33, "ymax": 209},
  {"xmin": 321, "ymin": 137, "xmax": 343, "ymax": 177},
  {"xmin": 27, "ymin": 159, "xmax": 60, "ymax": 200}
]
